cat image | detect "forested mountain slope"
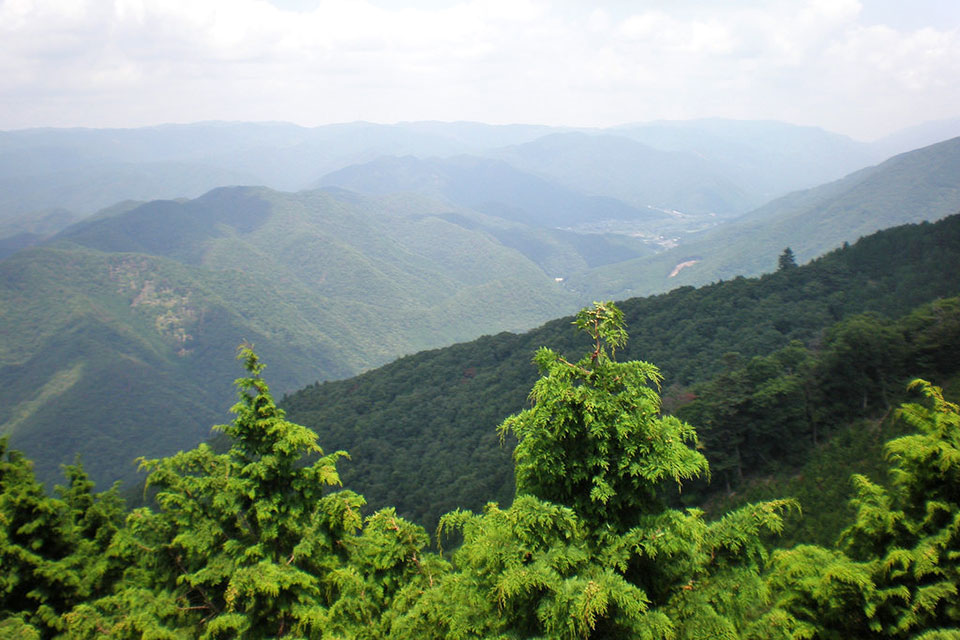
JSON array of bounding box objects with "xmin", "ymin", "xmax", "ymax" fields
[
  {"xmin": 4, "ymin": 303, "xmax": 960, "ymax": 637},
  {"xmin": 4, "ymin": 127, "xmax": 960, "ymax": 502},
  {"xmin": 567, "ymin": 136, "xmax": 960, "ymax": 299},
  {"xmin": 283, "ymin": 214, "xmax": 960, "ymax": 528},
  {"xmin": 0, "ymin": 186, "xmax": 595, "ymax": 489}
]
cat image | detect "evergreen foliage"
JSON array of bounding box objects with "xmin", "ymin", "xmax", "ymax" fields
[
  {"xmin": 0, "ymin": 440, "xmax": 124, "ymax": 637},
  {"xmin": 284, "ymin": 214, "xmax": 960, "ymax": 530},
  {"xmin": 502, "ymin": 302, "xmax": 708, "ymax": 532},
  {"xmin": 392, "ymin": 303, "xmax": 794, "ymax": 638},
  {"xmin": 63, "ymin": 346, "xmax": 437, "ymax": 638},
  {"xmin": 677, "ymin": 344, "xmax": 815, "ymax": 492},
  {"xmin": 762, "ymin": 380, "xmax": 960, "ymax": 638},
  {"xmin": 2, "ymin": 300, "xmax": 959, "ymax": 638},
  {"xmin": 392, "ymin": 495, "xmax": 658, "ymax": 639},
  {"xmin": 778, "ymin": 248, "xmax": 797, "ymax": 271}
]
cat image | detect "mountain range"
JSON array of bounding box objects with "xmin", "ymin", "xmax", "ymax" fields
[
  {"xmin": 6, "ymin": 117, "xmax": 959, "ymax": 241},
  {"xmin": 566, "ymin": 135, "xmax": 960, "ymax": 299},
  {"xmin": 2, "ymin": 119, "xmax": 960, "ymax": 492},
  {"xmin": 0, "ymin": 187, "xmax": 590, "ymax": 487}
]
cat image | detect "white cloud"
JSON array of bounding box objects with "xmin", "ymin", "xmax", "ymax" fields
[{"xmin": 0, "ymin": 0, "xmax": 957, "ymax": 138}]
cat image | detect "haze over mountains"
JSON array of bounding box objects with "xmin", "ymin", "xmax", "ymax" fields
[
  {"xmin": 6, "ymin": 117, "xmax": 959, "ymax": 241},
  {"xmin": 316, "ymin": 154, "xmax": 670, "ymax": 230},
  {"xmin": 2, "ymin": 118, "xmax": 960, "ymax": 490},
  {"xmin": 569, "ymin": 135, "xmax": 960, "ymax": 299},
  {"xmin": 7, "ymin": 0, "xmax": 960, "ymax": 632}
]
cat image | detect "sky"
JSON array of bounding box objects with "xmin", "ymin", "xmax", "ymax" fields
[{"xmin": 1, "ymin": 0, "xmax": 958, "ymax": 140}]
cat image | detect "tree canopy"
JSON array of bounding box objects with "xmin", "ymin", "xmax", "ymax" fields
[
  {"xmin": 392, "ymin": 302, "xmax": 794, "ymax": 638},
  {"xmin": 1, "ymin": 299, "xmax": 958, "ymax": 638}
]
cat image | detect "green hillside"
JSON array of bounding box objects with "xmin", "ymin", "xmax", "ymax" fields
[
  {"xmin": 0, "ymin": 186, "xmax": 597, "ymax": 488},
  {"xmin": 283, "ymin": 214, "xmax": 960, "ymax": 529},
  {"xmin": 3, "ymin": 118, "xmax": 910, "ymax": 260},
  {"xmin": 4, "ymin": 133, "xmax": 960, "ymax": 503},
  {"xmin": 567, "ymin": 136, "xmax": 960, "ymax": 299},
  {"xmin": 2, "ymin": 172, "xmax": 959, "ymax": 638}
]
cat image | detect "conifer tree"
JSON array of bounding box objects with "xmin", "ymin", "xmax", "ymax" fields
[
  {"xmin": 501, "ymin": 301, "xmax": 709, "ymax": 533},
  {"xmin": 759, "ymin": 379, "xmax": 960, "ymax": 638},
  {"xmin": 0, "ymin": 439, "xmax": 63, "ymax": 636},
  {"xmin": 326, "ymin": 507, "xmax": 448, "ymax": 639},
  {"xmin": 778, "ymin": 247, "xmax": 797, "ymax": 271},
  {"xmin": 0, "ymin": 440, "xmax": 124, "ymax": 637},
  {"xmin": 392, "ymin": 302, "xmax": 793, "ymax": 639},
  {"xmin": 65, "ymin": 345, "xmax": 437, "ymax": 639}
]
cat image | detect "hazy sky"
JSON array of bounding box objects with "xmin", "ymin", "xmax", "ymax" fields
[{"xmin": 1, "ymin": 0, "xmax": 958, "ymax": 139}]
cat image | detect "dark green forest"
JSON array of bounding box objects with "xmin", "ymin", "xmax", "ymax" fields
[
  {"xmin": 3, "ymin": 298, "xmax": 960, "ymax": 638},
  {"xmin": 282, "ymin": 214, "xmax": 960, "ymax": 530}
]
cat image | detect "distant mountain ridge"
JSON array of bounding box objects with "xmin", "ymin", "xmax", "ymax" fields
[
  {"xmin": 5, "ymin": 117, "xmax": 949, "ymax": 239},
  {"xmin": 0, "ymin": 121, "xmax": 560, "ymax": 221},
  {"xmin": 612, "ymin": 118, "xmax": 883, "ymax": 199},
  {"xmin": 565, "ymin": 136, "xmax": 960, "ymax": 299},
  {"xmin": 315, "ymin": 154, "xmax": 669, "ymax": 229},
  {"xmin": 489, "ymin": 131, "xmax": 758, "ymax": 215},
  {"xmin": 3, "ymin": 119, "xmax": 960, "ymax": 497}
]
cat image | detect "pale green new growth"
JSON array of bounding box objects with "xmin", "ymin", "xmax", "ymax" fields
[
  {"xmin": 393, "ymin": 302, "xmax": 794, "ymax": 639},
  {"xmin": 763, "ymin": 379, "xmax": 960, "ymax": 638},
  {"xmin": 502, "ymin": 301, "xmax": 710, "ymax": 533},
  {"xmin": 63, "ymin": 344, "xmax": 437, "ymax": 639}
]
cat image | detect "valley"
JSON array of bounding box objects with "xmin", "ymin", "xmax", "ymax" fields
[
  {"xmin": 5, "ymin": 2, "xmax": 960, "ymax": 635},
  {"xmin": 2, "ymin": 120, "xmax": 960, "ymax": 493}
]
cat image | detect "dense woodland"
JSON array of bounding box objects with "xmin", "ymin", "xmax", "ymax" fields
[
  {"xmin": 282, "ymin": 214, "xmax": 960, "ymax": 531},
  {"xmin": 2, "ymin": 298, "xmax": 960, "ymax": 638}
]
